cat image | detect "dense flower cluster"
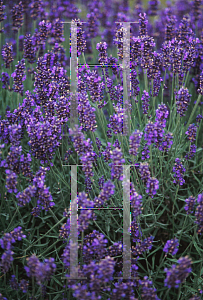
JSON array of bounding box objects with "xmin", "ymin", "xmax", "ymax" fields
[
  {"xmin": 164, "ymin": 256, "xmax": 192, "ymax": 288},
  {"xmin": 163, "ymin": 238, "xmax": 179, "ymax": 256},
  {"xmin": 25, "ymin": 254, "xmax": 56, "ymax": 285},
  {"xmin": 139, "ymin": 276, "xmax": 160, "ymax": 300},
  {"xmin": 26, "ymin": 115, "xmax": 62, "ymax": 165}
]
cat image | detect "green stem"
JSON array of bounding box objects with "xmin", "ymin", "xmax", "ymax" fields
[
  {"xmin": 185, "ymin": 94, "xmax": 202, "ymax": 130},
  {"xmin": 144, "ymin": 69, "xmax": 148, "ymax": 92}
]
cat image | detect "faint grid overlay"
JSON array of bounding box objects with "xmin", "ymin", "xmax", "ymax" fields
[{"xmin": 61, "ymin": 19, "xmax": 138, "ymax": 280}]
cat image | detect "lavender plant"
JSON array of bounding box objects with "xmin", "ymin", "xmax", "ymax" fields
[{"xmin": 0, "ymin": 1, "xmax": 203, "ymax": 300}]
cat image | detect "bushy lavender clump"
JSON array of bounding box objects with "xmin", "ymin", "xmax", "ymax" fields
[
  {"xmin": 173, "ymin": 158, "xmax": 186, "ymax": 185},
  {"xmin": 163, "ymin": 238, "xmax": 179, "ymax": 256},
  {"xmin": 2, "ymin": 43, "xmax": 13, "ymax": 68},
  {"xmin": 68, "ymin": 256, "xmax": 115, "ymax": 299},
  {"xmin": 129, "ymin": 130, "xmax": 143, "ymax": 157},
  {"xmin": 25, "ymin": 254, "xmax": 56, "ymax": 285},
  {"xmin": 11, "ymin": 59, "xmax": 26, "ymax": 96},
  {"xmin": 164, "ymin": 256, "xmax": 192, "ymax": 288},
  {"xmin": 0, "ymin": 227, "xmax": 26, "ymax": 251},
  {"xmin": 26, "ymin": 116, "xmax": 62, "ymax": 165},
  {"xmin": 80, "ymin": 230, "xmax": 108, "ymax": 264},
  {"xmin": 185, "ymin": 196, "xmax": 196, "ymax": 214}
]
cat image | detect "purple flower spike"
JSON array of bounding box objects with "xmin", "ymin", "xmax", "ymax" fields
[
  {"xmin": 173, "ymin": 158, "xmax": 186, "ymax": 185},
  {"xmin": 96, "ymin": 41, "xmax": 108, "ymax": 65},
  {"xmin": 2, "ymin": 44, "xmax": 13, "ymax": 69},
  {"xmin": 0, "ymin": 250, "xmax": 14, "ymax": 273},
  {"xmin": 164, "ymin": 255, "xmax": 192, "ymax": 288},
  {"xmin": 129, "ymin": 129, "xmax": 143, "ymax": 157},
  {"xmin": 175, "ymin": 87, "xmax": 191, "ymax": 117},
  {"xmin": 185, "ymin": 124, "xmax": 197, "ymax": 143},
  {"xmin": 184, "ymin": 196, "xmax": 196, "ymax": 214},
  {"xmin": 146, "ymin": 177, "xmax": 159, "ymax": 198},
  {"xmin": 139, "ymin": 276, "xmax": 160, "ymax": 300},
  {"xmin": 141, "ymin": 90, "xmax": 150, "ymax": 115},
  {"xmin": 109, "ymin": 147, "xmax": 125, "ymax": 181},
  {"xmin": 5, "ymin": 169, "xmax": 18, "ymax": 193}
]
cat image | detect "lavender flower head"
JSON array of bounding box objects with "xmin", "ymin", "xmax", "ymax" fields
[
  {"xmin": 11, "ymin": 59, "xmax": 26, "ymax": 96},
  {"xmin": 129, "ymin": 129, "xmax": 143, "ymax": 157},
  {"xmin": 141, "ymin": 90, "xmax": 150, "ymax": 115},
  {"xmin": 96, "ymin": 41, "xmax": 108, "ymax": 65},
  {"xmin": 185, "ymin": 124, "xmax": 197, "ymax": 143},
  {"xmin": 163, "ymin": 238, "xmax": 179, "ymax": 256},
  {"xmin": 164, "ymin": 256, "xmax": 192, "ymax": 288},
  {"xmin": 109, "ymin": 147, "xmax": 125, "ymax": 181},
  {"xmin": 2, "ymin": 43, "xmax": 13, "ymax": 69},
  {"xmin": 175, "ymin": 87, "xmax": 191, "ymax": 117},
  {"xmin": 146, "ymin": 177, "xmax": 159, "ymax": 198},
  {"xmin": 173, "ymin": 158, "xmax": 186, "ymax": 185},
  {"xmin": 184, "ymin": 196, "xmax": 196, "ymax": 214},
  {"xmin": 5, "ymin": 169, "xmax": 18, "ymax": 193}
]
